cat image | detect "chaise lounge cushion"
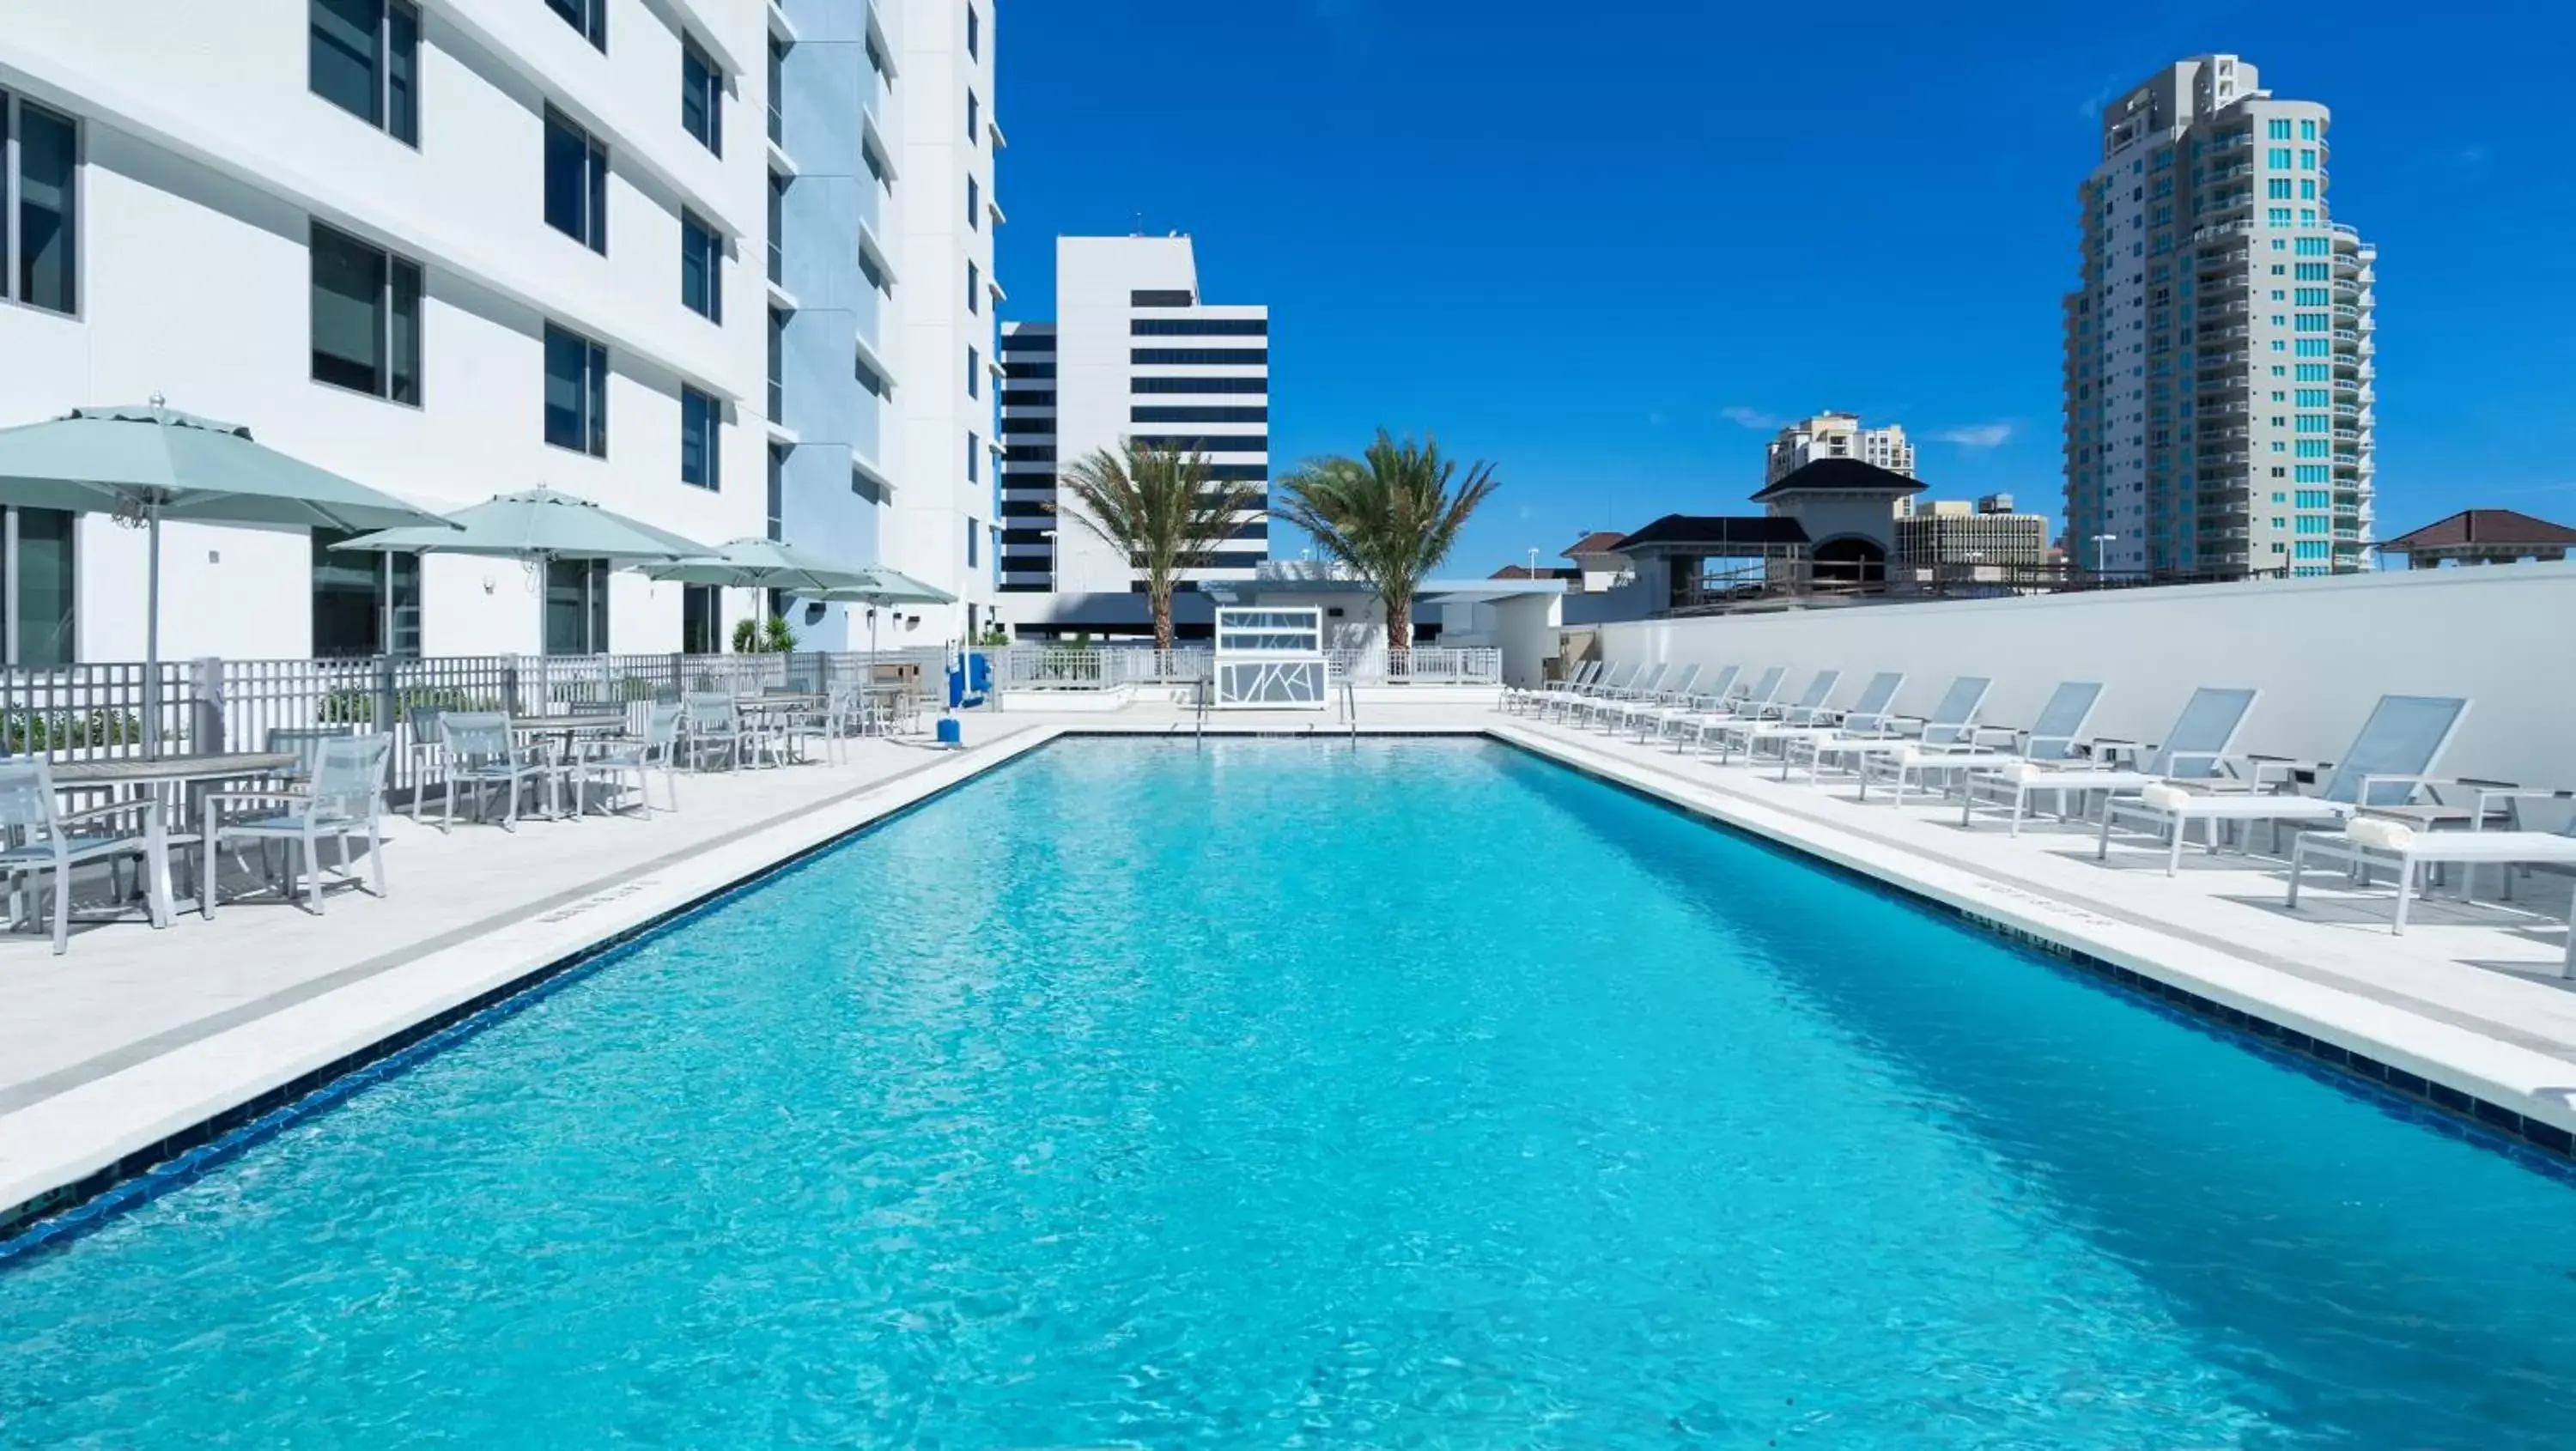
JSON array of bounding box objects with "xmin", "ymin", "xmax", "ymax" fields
[{"xmin": 2346, "ymin": 816, "xmax": 2418, "ymax": 852}]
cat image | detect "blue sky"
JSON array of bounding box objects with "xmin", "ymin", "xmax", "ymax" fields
[{"xmin": 993, "ymin": 0, "xmax": 2574, "ymax": 574}]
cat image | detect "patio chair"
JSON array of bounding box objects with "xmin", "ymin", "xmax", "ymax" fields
[
  {"xmin": 1704, "ymin": 670, "xmax": 1878, "ymax": 764},
  {"xmin": 680, "ymin": 692, "xmax": 745, "ymax": 771},
  {"xmin": 437, "ymin": 712, "xmax": 550, "ymax": 832},
  {"xmin": 265, "ymin": 725, "xmax": 355, "ymax": 786},
  {"xmin": 1671, "ymin": 666, "xmax": 1791, "ymax": 753},
  {"xmin": 2286, "ymin": 784, "xmax": 2576, "ymax": 940},
  {"xmin": 2098, "ymin": 693, "xmax": 2470, "ymax": 875},
  {"xmin": 1959, "ymin": 685, "xmax": 2258, "ymax": 835},
  {"xmin": 203, "ymin": 733, "xmax": 393, "ymax": 916},
  {"xmin": 1858, "ymin": 681, "xmax": 2105, "ymax": 807},
  {"xmin": 1784, "ymin": 675, "xmax": 1992, "ymax": 790},
  {"xmin": 573, "ymin": 701, "xmax": 682, "ymax": 817},
  {"xmin": 0, "ymin": 756, "xmax": 167, "ymax": 955},
  {"xmin": 404, "ymin": 704, "xmax": 451, "ymax": 822}
]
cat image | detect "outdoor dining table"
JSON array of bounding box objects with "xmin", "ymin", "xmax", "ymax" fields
[
  {"xmin": 51, "ymin": 750, "xmax": 300, "ymax": 925},
  {"xmin": 506, "ymin": 714, "xmax": 631, "ymax": 817},
  {"xmin": 863, "ymin": 683, "xmax": 916, "ymax": 736}
]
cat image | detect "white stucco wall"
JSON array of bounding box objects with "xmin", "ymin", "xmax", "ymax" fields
[{"xmin": 1592, "ymin": 563, "xmax": 2576, "ymax": 788}]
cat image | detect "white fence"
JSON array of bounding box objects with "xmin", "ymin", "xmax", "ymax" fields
[
  {"xmin": 987, "ymin": 645, "xmax": 1501, "ymax": 692},
  {"xmin": 0, "ymin": 648, "xmax": 949, "ymax": 796}
]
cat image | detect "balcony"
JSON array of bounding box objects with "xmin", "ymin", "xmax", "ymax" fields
[
  {"xmin": 2334, "ymin": 403, "xmax": 2360, "ymax": 417},
  {"xmin": 2210, "ymin": 131, "xmax": 2253, "ymax": 153},
  {"xmin": 2202, "ymin": 450, "xmax": 2251, "ymax": 466},
  {"xmin": 2332, "ymin": 222, "xmax": 2363, "ymax": 252},
  {"xmin": 2202, "ymin": 189, "xmax": 2255, "ymax": 216},
  {"xmin": 2197, "ymin": 351, "xmax": 2245, "ymax": 370}
]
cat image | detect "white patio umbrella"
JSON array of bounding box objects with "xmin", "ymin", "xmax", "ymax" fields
[
  {"xmin": 0, "ymin": 400, "xmax": 455, "ymax": 752},
  {"xmin": 333, "ymin": 486, "xmax": 709, "ymax": 655}
]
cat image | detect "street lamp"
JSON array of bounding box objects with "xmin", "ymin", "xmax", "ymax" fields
[
  {"xmin": 1526, "ymin": 547, "xmax": 1540, "ymax": 577},
  {"xmin": 2089, "ymin": 532, "xmax": 2117, "ymax": 576}
]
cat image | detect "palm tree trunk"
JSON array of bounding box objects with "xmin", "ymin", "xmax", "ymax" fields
[
  {"xmin": 1387, "ymin": 594, "xmax": 1411, "ymax": 677},
  {"xmin": 1151, "ymin": 588, "xmax": 1174, "ymax": 653}
]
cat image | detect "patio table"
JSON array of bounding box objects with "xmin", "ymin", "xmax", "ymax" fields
[
  {"xmin": 52, "ymin": 751, "xmax": 300, "ymax": 925},
  {"xmin": 506, "ymin": 715, "xmax": 631, "ymax": 817}
]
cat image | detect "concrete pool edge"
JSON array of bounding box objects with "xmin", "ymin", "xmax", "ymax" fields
[
  {"xmin": 1487, "ymin": 721, "xmax": 2576, "ymax": 1167},
  {"xmin": 0, "ymin": 726, "xmax": 1074, "ymax": 1245}
]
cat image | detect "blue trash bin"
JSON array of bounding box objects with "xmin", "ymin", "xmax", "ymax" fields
[{"xmin": 935, "ymin": 717, "xmax": 963, "ymax": 748}]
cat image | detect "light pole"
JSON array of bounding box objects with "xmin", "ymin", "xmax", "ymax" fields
[
  {"xmin": 1526, "ymin": 547, "xmax": 1540, "ymax": 577},
  {"xmin": 2089, "ymin": 532, "xmax": 2117, "ymax": 577}
]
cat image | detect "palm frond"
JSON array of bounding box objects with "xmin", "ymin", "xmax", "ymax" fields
[{"xmin": 1273, "ymin": 430, "xmax": 1501, "ymax": 647}]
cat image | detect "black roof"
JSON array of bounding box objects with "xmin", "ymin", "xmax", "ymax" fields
[
  {"xmin": 1612, "ymin": 514, "xmax": 1809, "ymax": 552},
  {"xmin": 1747, "ymin": 457, "xmax": 1928, "ymax": 502}
]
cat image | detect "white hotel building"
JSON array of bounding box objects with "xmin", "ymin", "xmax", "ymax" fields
[
  {"xmin": 996, "ymin": 234, "xmax": 1268, "ymax": 638},
  {"xmin": 0, "ymin": 0, "xmax": 997, "ymax": 665}
]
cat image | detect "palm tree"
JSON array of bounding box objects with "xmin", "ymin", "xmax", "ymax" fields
[
  {"xmin": 1274, "ymin": 430, "xmax": 1500, "ymax": 665},
  {"xmin": 1053, "ymin": 441, "xmax": 1261, "ymax": 651}
]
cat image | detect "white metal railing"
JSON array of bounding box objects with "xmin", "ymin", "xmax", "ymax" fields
[
  {"xmin": 987, "ymin": 643, "xmax": 1502, "ymax": 691},
  {"xmin": 0, "ymin": 650, "xmax": 940, "ymax": 794}
]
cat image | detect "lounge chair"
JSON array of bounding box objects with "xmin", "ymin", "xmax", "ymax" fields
[
  {"xmin": 1707, "ymin": 671, "xmax": 1898, "ymax": 766},
  {"xmin": 1673, "ymin": 666, "xmax": 1789, "ymax": 754},
  {"xmin": 1601, "ymin": 663, "xmax": 1702, "ymax": 735},
  {"xmin": 2098, "ymin": 693, "xmax": 2470, "ymax": 875},
  {"xmin": 0, "ymin": 757, "xmax": 167, "ymax": 954},
  {"xmin": 1859, "ymin": 681, "xmax": 2105, "ymax": 808},
  {"xmin": 1958, "ymin": 685, "xmax": 2258, "ymax": 835},
  {"xmin": 1627, "ymin": 665, "xmax": 1741, "ymax": 743},
  {"xmin": 2286, "ymin": 786, "xmax": 2576, "ymax": 943},
  {"xmin": 1786, "ymin": 676, "xmax": 1992, "ymax": 790},
  {"xmin": 1540, "ymin": 662, "xmax": 1634, "ymax": 720},
  {"xmin": 1572, "ymin": 663, "xmax": 1670, "ymax": 726},
  {"xmin": 204, "ymin": 733, "xmax": 393, "ymax": 915},
  {"xmin": 1506, "ymin": 660, "xmax": 1598, "ymax": 714}
]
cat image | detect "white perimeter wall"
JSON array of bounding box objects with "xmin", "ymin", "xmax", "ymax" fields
[{"xmin": 1595, "ymin": 564, "xmax": 2576, "ymax": 789}]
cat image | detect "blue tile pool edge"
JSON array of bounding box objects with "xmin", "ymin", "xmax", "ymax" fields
[
  {"xmin": 0, "ymin": 740, "xmax": 1066, "ymax": 1261},
  {"xmin": 1486, "ymin": 731, "xmax": 2576, "ymax": 1179}
]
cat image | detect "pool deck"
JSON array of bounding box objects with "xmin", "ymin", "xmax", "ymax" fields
[{"xmin": 6, "ymin": 698, "xmax": 2574, "ymax": 1234}]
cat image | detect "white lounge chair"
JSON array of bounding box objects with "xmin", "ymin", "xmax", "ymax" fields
[
  {"xmin": 1541, "ymin": 662, "xmax": 1635, "ymax": 720},
  {"xmin": 1507, "ymin": 659, "xmax": 1599, "ymax": 714},
  {"xmin": 0, "ymin": 757, "xmax": 168, "ymax": 955},
  {"xmin": 1674, "ymin": 666, "xmax": 1789, "ymax": 754},
  {"xmin": 2099, "ymin": 693, "xmax": 2470, "ymax": 875},
  {"xmin": 1571, "ymin": 663, "xmax": 1671, "ymax": 727},
  {"xmin": 1860, "ymin": 681, "xmax": 2105, "ymax": 808},
  {"xmin": 204, "ymin": 733, "xmax": 393, "ymax": 916},
  {"xmin": 1958, "ymin": 685, "xmax": 2258, "ymax": 835},
  {"xmin": 1709, "ymin": 670, "xmax": 1900, "ymax": 766},
  {"xmin": 2287, "ymin": 785, "xmax": 2576, "ymax": 947},
  {"xmin": 1787, "ymin": 676, "xmax": 1993, "ymax": 791},
  {"xmin": 1602, "ymin": 663, "xmax": 1703, "ymax": 735},
  {"xmin": 1629, "ymin": 665, "xmax": 1741, "ymax": 743}
]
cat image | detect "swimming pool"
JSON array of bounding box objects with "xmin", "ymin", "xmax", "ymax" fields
[{"xmin": 4, "ymin": 738, "xmax": 2573, "ymax": 1446}]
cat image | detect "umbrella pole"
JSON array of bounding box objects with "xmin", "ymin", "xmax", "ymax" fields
[{"xmin": 144, "ymin": 500, "xmax": 162, "ymax": 756}]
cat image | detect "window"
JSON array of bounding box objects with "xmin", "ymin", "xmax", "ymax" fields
[
  {"xmin": 765, "ymin": 444, "xmax": 785, "ymax": 540},
  {"xmin": 1133, "ymin": 405, "xmax": 1268, "ymax": 423},
  {"xmin": 310, "ymin": 0, "xmax": 420, "ymax": 145},
  {"xmin": 2300, "ymin": 149, "xmax": 2317, "ymax": 170},
  {"xmin": 967, "ymin": 6, "xmax": 980, "ymax": 58},
  {"xmin": 1128, "ymin": 434, "xmax": 1269, "ymax": 453},
  {"xmin": 309, "ymin": 222, "xmax": 422, "ymax": 404},
  {"xmin": 965, "ymin": 517, "xmax": 977, "ymax": 568},
  {"xmin": 766, "ymin": 307, "xmax": 784, "ymax": 420},
  {"xmin": 3, "ymin": 93, "xmax": 81, "ymax": 314},
  {"xmin": 3, "ymin": 507, "xmax": 77, "ymax": 667},
  {"xmin": 967, "ymin": 175, "xmax": 980, "ymax": 231},
  {"xmin": 543, "ymin": 324, "xmax": 608, "ymax": 456},
  {"xmin": 544, "ymin": 106, "xmax": 608, "ymax": 252},
  {"xmin": 1133, "ymin": 375, "xmax": 1265, "ymax": 393},
  {"xmin": 682, "ymin": 585, "xmax": 720, "ymax": 654},
  {"xmin": 1132, "ymin": 317, "xmax": 1267, "ymax": 337},
  {"xmin": 767, "ymin": 38, "xmax": 784, "ymax": 146},
  {"xmin": 2267, "ymin": 148, "xmax": 2292, "ymax": 168},
  {"xmin": 682, "ymin": 38, "xmax": 722, "ymax": 155},
  {"xmin": 544, "ymin": 559, "xmax": 610, "ymax": 655},
  {"xmin": 965, "ymin": 345, "xmax": 979, "ymax": 398},
  {"xmin": 2301, "ymin": 118, "xmax": 2318, "ymax": 141},
  {"xmin": 2267, "ymin": 179, "xmax": 2292, "ymax": 200},
  {"xmin": 2267, "ymin": 118, "xmax": 2291, "ymax": 140},
  {"xmin": 766, "ymin": 173, "xmax": 784, "ymax": 284},
  {"xmin": 1132, "ymin": 288, "xmax": 1194, "ymax": 307},
  {"xmin": 967, "ymin": 258, "xmax": 979, "ymax": 313},
  {"xmin": 681, "ymin": 386, "xmax": 720, "ymax": 489},
  {"xmin": 1133, "ymin": 347, "xmax": 1267, "ymax": 366},
  {"xmin": 312, "ymin": 528, "xmax": 421, "ymax": 658},
  {"xmin": 546, "ymin": 0, "xmax": 605, "ymax": 50},
  {"xmin": 968, "ymin": 90, "xmax": 979, "ymax": 143},
  {"xmin": 967, "ymin": 430, "xmax": 979, "ymax": 483},
  {"xmin": 681, "ymin": 210, "xmax": 721, "ymax": 321}
]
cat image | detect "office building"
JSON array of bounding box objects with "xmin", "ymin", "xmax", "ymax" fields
[
  {"xmin": 1895, "ymin": 496, "xmax": 2050, "ymax": 573},
  {"xmin": 996, "ymin": 234, "xmax": 1268, "ymax": 636},
  {"xmin": 0, "ymin": 0, "xmax": 994, "ymax": 664},
  {"xmin": 1763, "ymin": 413, "xmax": 1916, "ymax": 488},
  {"xmin": 2063, "ymin": 54, "xmax": 2375, "ymax": 580}
]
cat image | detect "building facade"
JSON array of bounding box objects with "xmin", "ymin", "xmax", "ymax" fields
[
  {"xmin": 0, "ymin": 0, "xmax": 993, "ymax": 665},
  {"xmin": 994, "ymin": 234, "xmax": 1267, "ymax": 636},
  {"xmin": 1894, "ymin": 498, "xmax": 2050, "ymax": 573},
  {"xmin": 1763, "ymin": 413, "xmax": 1916, "ymax": 488},
  {"xmin": 2063, "ymin": 54, "xmax": 2375, "ymax": 580}
]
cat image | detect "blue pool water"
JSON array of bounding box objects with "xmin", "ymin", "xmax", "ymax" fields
[{"xmin": 6, "ymin": 738, "xmax": 2576, "ymax": 1447}]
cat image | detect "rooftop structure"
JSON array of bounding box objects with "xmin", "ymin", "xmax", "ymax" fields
[{"xmin": 2378, "ymin": 509, "xmax": 2576, "ymax": 568}]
